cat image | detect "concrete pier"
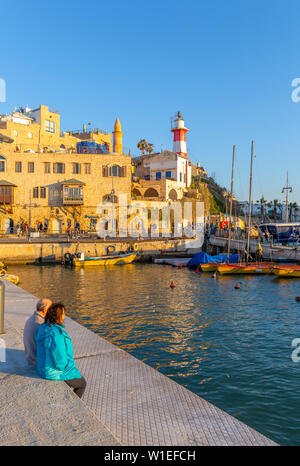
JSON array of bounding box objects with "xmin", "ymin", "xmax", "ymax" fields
[{"xmin": 0, "ymin": 280, "xmax": 277, "ymax": 446}]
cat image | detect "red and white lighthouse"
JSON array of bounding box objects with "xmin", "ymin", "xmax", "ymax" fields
[{"xmin": 171, "ymin": 111, "xmax": 189, "ymax": 158}]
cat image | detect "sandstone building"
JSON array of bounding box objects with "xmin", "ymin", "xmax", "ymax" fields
[{"xmin": 0, "ymin": 105, "xmax": 131, "ymax": 234}]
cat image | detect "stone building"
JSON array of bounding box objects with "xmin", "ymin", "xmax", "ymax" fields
[{"xmin": 0, "ymin": 105, "xmax": 131, "ymax": 234}]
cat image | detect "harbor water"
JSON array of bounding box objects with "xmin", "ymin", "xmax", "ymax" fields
[{"xmin": 8, "ymin": 262, "xmax": 300, "ymax": 446}]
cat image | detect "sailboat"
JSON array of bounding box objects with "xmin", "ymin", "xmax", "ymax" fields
[
  {"xmin": 201, "ymin": 145, "xmax": 240, "ymax": 272},
  {"xmin": 216, "ymin": 141, "xmax": 275, "ymax": 275}
]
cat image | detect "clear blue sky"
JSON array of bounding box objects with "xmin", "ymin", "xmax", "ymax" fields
[{"xmin": 1, "ymin": 0, "xmax": 300, "ymax": 202}]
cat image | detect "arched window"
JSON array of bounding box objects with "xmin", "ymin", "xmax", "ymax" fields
[
  {"xmin": 109, "ymin": 165, "xmax": 121, "ymax": 177},
  {"xmin": 144, "ymin": 188, "xmax": 159, "ymax": 198},
  {"xmin": 169, "ymin": 189, "xmax": 178, "ymax": 200}
]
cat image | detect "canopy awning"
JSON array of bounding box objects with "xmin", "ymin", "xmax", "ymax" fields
[{"xmin": 61, "ymin": 179, "xmax": 86, "ymax": 185}]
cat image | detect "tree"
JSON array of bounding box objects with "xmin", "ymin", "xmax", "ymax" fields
[
  {"xmin": 258, "ymin": 197, "xmax": 267, "ymax": 222},
  {"xmin": 289, "ymin": 202, "xmax": 298, "ymax": 222},
  {"xmin": 137, "ymin": 139, "xmax": 155, "ymax": 155},
  {"xmin": 137, "ymin": 139, "xmax": 147, "ymax": 155}
]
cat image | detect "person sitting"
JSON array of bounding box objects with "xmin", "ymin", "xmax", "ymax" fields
[
  {"xmin": 23, "ymin": 298, "xmax": 52, "ymax": 366},
  {"xmin": 35, "ymin": 303, "xmax": 86, "ymax": 398}
]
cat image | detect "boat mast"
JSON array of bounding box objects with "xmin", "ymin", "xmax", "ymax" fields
[
  {"xmin": 247, "ymin": 140, "xmax": 254, "ymax": 263},
  {"xmin": 227, "ymin": 145, "xmax": 236, "ymax": 263},
  {"xmin": 282, "ymin": 171, "xmax": 292, "ymax": 223}
]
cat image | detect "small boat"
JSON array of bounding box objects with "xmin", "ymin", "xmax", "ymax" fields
[
  {"xmin": 217, "ymin": 262, "xmax": 275, "ymax": 275},
  {"xmin": 201, "ymin": 263, "xmax": 220, "ymax": 272},
  {"xmin": 272, "ymin": 265, "xmax": 300, "ymax": 278},
  {"xmin": 0, "ymin": 270, "xmax": 20, "ymax": 285},
  {"xmin": 73, "ymin": 252, "xmax": 137, "ymax": 268}
]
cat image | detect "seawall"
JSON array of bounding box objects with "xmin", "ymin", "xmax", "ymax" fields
[{"xmin": 0, "ymin": 237, "xmax": 201, "ymax": 264}]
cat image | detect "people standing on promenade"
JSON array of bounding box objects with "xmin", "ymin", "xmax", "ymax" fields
[
  {"xmin": 35, "ymin": 303, "xmax": 86, "ymax": 398},
  {"xmin": 23, "ymin": 298, "xmax": 52, "ymax": 366}
]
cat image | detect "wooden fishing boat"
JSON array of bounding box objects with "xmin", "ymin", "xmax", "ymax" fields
[
  {"xmin": 272, "ymin": 265, "xmax": 300, "ymax": 278},
  {"xmin": 73, "ymin": 252, "xmax": 137, "ymax": 268},
  {"xmin": 217, "ymin": 262, "xmax": 275, "ymax": 275},
  {"xmin": 200, "ymin": 263, "xmax": 220, "ymax": 272},
  {"xmin": 0, "ymin": 270, "xmax": 20, "ymax": 285}
]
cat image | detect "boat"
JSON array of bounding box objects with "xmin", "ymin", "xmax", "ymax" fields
[
  {"xmin": 73, "ymin": 251, "xmax": 137, "ymax": 267},
  {"xmin": 259, "ymin": 223, "xmax": 300, "ymax": 245},
  {"xmin": 272, "ymin": 265, "xmax": 300, "ymax": 278},
  {"xmin": 0, "ymin": 269, "xmax": 20, "ymax": 285},
  {"xmin": 200, "ymin": 263, "xmax": 220, "ymax": 272},
  {"xmin": 217, "ymin": 262, "xmax": 274, "ymax": 275}
]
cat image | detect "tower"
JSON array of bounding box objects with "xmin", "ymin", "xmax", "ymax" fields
[
  {"xmin": 113, "ymin": 117, "xmax": 123, "ymax": 154},
  {"xmin": 171, "ymin": 111, "xmax": 188, "ymax": 157}
]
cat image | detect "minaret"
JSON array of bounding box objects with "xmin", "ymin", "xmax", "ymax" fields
[
  {"xmin": 171, "ymin": 111, "xmax": 188, "ymax": 157},
  {"xmin": 113, "ymin": 117, "xmax": 123, "ymax": 154}
]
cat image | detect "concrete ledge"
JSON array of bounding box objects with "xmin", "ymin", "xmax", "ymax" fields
[{"xmin": 1, "ymin": 280, "xmax": 277, "ymax": 446}]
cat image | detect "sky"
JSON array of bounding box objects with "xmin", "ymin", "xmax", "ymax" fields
[{"xmin": 1, "ymin": 0, "xmax": 300, "ymax": 203}]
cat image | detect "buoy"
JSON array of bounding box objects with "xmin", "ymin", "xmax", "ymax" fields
[
  {"xmin": 234, "ymin": 283, "xmax": 240, "ymax": 289},
  {"xmin": 212, "ymin": 272, "xmax": 217, "ymax": 278},
  {"xmin": 296, "ymin": 296, "xmax": 300, "ymax": 302},
  {"xmin": 170, "ymin": 281, "xmax": 176, "ymax": 289},
  {"xmin": 178, "ymin": 265, "xmax": 182, "ymax": 269},
  {"xmin": 195, "ymin": 268, "xmax": 199, "ymax": 274}
]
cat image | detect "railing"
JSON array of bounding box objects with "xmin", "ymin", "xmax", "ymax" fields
[{"xmin": 68, "ymin": 127, "xmax": 109, "ymax": 136}]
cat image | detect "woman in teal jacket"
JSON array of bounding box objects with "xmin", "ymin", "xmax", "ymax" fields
[{"xmin": 35, "ymin": 302, "xmax": 86, "ymax": 398}]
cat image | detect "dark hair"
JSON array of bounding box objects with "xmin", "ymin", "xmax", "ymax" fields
[{"xmin": 45, "ymin": 303, "xmax": 65, "ymax": 326}]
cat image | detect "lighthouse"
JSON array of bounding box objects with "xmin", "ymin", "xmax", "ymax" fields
[{"xmin": 171, "ymin": 111, "xmax": 188, "ymax": 158}]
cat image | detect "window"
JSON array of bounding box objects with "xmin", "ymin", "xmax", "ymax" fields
[
  {"xmin": 15, "ymin": 161, "xmax": 22, "ymax": 173},
  {"xmin": 40, "ymin": 187, "xmax": 46, "ymax": 198},
  {"xmin": 84, "ymin": 163, "xmax": 91, "ymax": 174},
  {"xmin": 13, "ymin": 130, "xmax": 18, "ymax": 137},
  {"xmin": 28, "ymin": 132, "xmax": 33, "ymax": 139},
  {"xmin": 156, "ymin": 172, "xmax": 161, "ymax": 180},
  {"xmin": 184, "ymin": 173, "xmax": 186, "ymax": 183},
  {"xmin": 64, "ymin": 186, "xmax": 83, "ymax": 201},
  {"xmin": 33, "ymin": 187, "xmax": 39, "ymax": 198},
  {"xmin": 45, "ymin": 120, "xmax": 55, "ymax": 133},
  {"xmin": 109, "ymin": 165, "xmax": 121, "ymax": 177},
  {"xmin": 53, "ymin": 162, "xmax": 65, "ymax": 174},
  {"xmin": 28, "ymin": 162, "xmax": 34, "ymax": 173},
  {"xmin": 44, "ymin": 162, "xmax": 50, "ymax": 174},
  {"xmin": 72, "ymin": 163, "xmax": 81, "ymax": 175},
  {"xmin": 166, "ymin": 171, "xmax": 172, "ymax": 179},
  {"xmin": 0, "ymin": 161, "xmax": 5, "ymax": 172},
  {"xmin": 180, "ymin": 172, "xmax": 182, "ymax": 182}
]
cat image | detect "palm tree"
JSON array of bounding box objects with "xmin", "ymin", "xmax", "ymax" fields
[
  {"xmin": 289, "ymin": 202, "xmax": 298, "ymax": 222},
  {"xmin": 137, "ymin": 139, "xmax": 147, "ymax": 155},
  {"xmin": 137, "ymin": 139, "xmax": 155, "ymax": 155},
  {"xmin": 146, "ymin": 143, "xmax": 155, "ymax": 154},
  {"xmin": 258, "ymin": 197, "xmax": 267, "ymax": 222}
]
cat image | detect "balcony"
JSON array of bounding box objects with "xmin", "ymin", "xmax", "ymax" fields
[
  {"xmin": 0, "ymin": 181, "xmax": 16, "ymax": 204},
  {"xmin": 62, "ymin": 179, "xmax": 85, "ymax": 206}
]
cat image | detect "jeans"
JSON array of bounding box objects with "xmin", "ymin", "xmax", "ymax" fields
[{"xmin": 65, "ymin": 376, "xmax": 87, "ymax": 399}]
